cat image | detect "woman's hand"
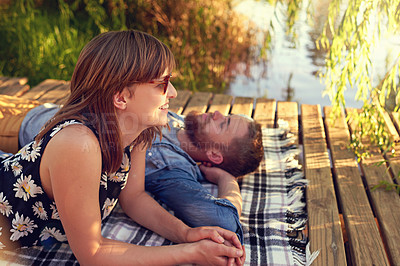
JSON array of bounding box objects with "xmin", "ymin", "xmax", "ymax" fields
[
  {"xmin": 184, "ymin": 226, "xmax": 242, "ymax": 251},
  {"xmin": 184, "ymin": 226, "xmax": 247, "ymax": 264},
  {"xmin": 187, "ymin": 239, "xmax": 245, "ymax": 266}
]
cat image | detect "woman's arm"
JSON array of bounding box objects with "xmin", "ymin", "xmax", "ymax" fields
[{"xmin": 42, "ymin": 125, "xmax": 243, "ymax": 265}]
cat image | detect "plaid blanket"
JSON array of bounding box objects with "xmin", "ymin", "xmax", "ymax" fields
[{"xmin": 0, "ymin": 124, "xmax": 309, "ymax": 265}]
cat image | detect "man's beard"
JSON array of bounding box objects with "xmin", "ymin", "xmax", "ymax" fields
[{"xmin": 184, "ymin": 111, "xmax": 203, "ymax": 148}]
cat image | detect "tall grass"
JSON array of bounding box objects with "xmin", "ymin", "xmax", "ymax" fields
[
  {"xmin": 0, "ymin": 0, "xmax": 260, "ymax": 92},
  {"xmin": 0, "ymin": 0, "xmax": 96, "ymax": 85}
]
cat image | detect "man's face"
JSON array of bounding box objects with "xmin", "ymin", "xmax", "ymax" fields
[{"xmin": 184, "ymin": 110, "xmax": 250, "ymax": 150}]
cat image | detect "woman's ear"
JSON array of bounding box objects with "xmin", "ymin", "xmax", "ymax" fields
[
  {"xmin": 206, "ymin": 150, "xmax": 224, "ymax": 165},
  {"xmin": 113, "ymin": 90, "xmax": 128, "ymax": 110}
]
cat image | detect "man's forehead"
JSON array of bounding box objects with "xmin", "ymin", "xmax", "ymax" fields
[{"xmin": 232, "ymin": 113, "xmax": 253, "ymax": 122}]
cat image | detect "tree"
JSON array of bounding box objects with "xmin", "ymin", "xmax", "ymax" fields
[{"xmin": 317, "ymin": 0, "xmax": 400, "ymax": 188}]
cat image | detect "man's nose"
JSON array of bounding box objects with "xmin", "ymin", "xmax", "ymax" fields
[{"xmin": 212, "ymin": 110, "xmax": 224, "ymax": 120}]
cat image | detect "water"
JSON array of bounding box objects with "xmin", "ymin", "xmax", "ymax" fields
[{"xmin": 228, "ymin": 0, "xmax": 399, "ymax": 108}]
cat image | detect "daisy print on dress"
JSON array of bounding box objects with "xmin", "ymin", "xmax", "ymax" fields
[
  {"xmin": 50, "ymin": 203, "xmax": 60, "ymax": 220},
  {"xmin": 2, "ymin": 155, "xmax": 18, "ymax": 172},
  {"xmin": 50, "ymin": 120, "xmax": 82, "ymax": 137},
  {"xmin": 25, "ymin": 139, "xmax": 43, "ymax": 162},
  {"xmin": 120, "ymin": 153, "xmax": 130, "ymax": 172},
  {"xmin": 100, "ymin": 173, "xmax": 108, "ymax": 189},
  {"xmin": 2, "ymin": 157, "xmax": 11, "ymax": 171},
  {"xmin": 10, "ymin": 212, "xmax": 38, "ymax": 241},
  {"xmin": 13, "ymin": 174, "xmax": 44, "ymax": 201},
  {"xmin": 108, "ymin": 172, "xmax": 126, "ymax": 183},
  {"xmin": 32, "ymin": 201, "xmax": 48, "ymax": 220},
  {"xmin": 18, "ymin": 144, "xmax": 30, "ymax": 161},
  {"xmin": 102, "ymin": 198, "xmax": 117, "ymax": 219},
  {"xmin": 11, "ymin": 161, "xmax": 23, "ymax": 177},
  {"xmin": 40, "ymin": 227, "xmax": 67, "ymax": 242},
  {"xmin": 0, "ymin": 192, "xmax": 13, "ymax": 217}
]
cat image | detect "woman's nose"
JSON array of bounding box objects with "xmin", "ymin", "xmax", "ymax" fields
[{"xmin": 167, "ymin": 83, "xmax": 177, "ymax": 99}]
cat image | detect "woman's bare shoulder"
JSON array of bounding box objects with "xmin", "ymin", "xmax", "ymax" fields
[{"xmin": 44, "ymin": 124, "xmax": 101, "ymax": 161}]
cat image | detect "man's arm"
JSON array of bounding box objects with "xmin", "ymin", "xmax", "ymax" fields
[
  {"xmin": 199, "ymin": 165, "xmax": 242, "ymax": 215},
  {"xmin": 145, "ymin": 167, "xmax": 244, "ymax": 244}
]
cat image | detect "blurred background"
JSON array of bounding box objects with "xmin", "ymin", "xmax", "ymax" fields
[{"xmin": 1, "ymin": 0, "xmax": 399, "ymax": 109}]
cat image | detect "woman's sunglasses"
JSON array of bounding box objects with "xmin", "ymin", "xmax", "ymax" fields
[
  {"xmin": 132, "ymin": 73, "xmax": 172, "ymax": 95},
  {"xmin": 147, "ymin": 73, "xmax": 172, "ymax": 95}
]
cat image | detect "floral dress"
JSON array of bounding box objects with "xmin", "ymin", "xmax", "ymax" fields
[{"xmin": 0, "ymin": 120, "xmax": 131, "ymax": 250}]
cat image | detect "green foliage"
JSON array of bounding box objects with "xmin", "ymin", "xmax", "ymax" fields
[
  {"xmin": 123, "ymin": 0, "xmax": 259, "ymax": 92},
  {"xmin": 317, "ymin": 0, "xmax": 400, "ymax": 191},
  {"xmin": 0, "ymin": 0, "xmax": 100, "ymax": 85},
  {"xmin": 0, "ymin": 0, "xmax": 259, "ymax": 92}
]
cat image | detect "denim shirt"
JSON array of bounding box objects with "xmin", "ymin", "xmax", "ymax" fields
[
  {"xmin": 145, "ymin": 112, "xmax": 205, "ymax": 183},
  {"xmin": 144, "ymin": 112, "xmax": 244, "ymax": 243}
]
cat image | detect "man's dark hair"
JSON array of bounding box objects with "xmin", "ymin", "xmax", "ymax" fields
[{"xmin": 218, "ymin": 121, "xmax": 264, "ymax": 177}]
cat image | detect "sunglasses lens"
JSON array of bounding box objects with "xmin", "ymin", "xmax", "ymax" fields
[{"xmin": 163, "ymin": 83, "xmax": 168, "ymax": 94}]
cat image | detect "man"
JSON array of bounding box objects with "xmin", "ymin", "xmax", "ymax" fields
[
  {"xmin": 144, "ymin": 110, "xmax": 263, "ymax": 243},
  {"xmin": 2, "ymin": 103, "xmax": 264, "ymax": 243}
]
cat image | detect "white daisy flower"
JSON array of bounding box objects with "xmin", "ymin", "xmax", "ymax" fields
[
  {"xmin": 11, "ymin": 161, "xmax": 22, "ymax": 176},
  {"xmin": 13, "ymin": 174, "xmax": 44, "ymax": 201},
  {"xmin": 100, "ymin": 173, "xmax": 108, "ymax": 189},
  {"xmin": 26, "ymin": 139, "xmax": 42, "ymax": 162},
  {"xmin": 10, "ymin": 212, "xmax": 38, "ymax": 241},
  {"xmin": 2, "ymin": 159, "xmax": 10, "ymax": 171},
  {"xmin": 2, "ymin": 155, "xmax": 18, "ymax": 171},
  {"xmin": 108, "ymin": 172, "xmax": 125, "ymax": 183},
  {"xmin": 120, "ymin": 153, "xmax": 130, "ymax": 172},
  {"xmin": 50, "ymin": 204, "xmax": 60, "ymax": 220},
  {"xmin": 19, "ymin": 145, "xmax": 30, "ymax": 161},
  {"xmin": 102, "ymin": 198, "xmax": 117, "ymax": 219},
  {"xmin": 0, "ymin": 192, "xmax": 13, "ymax": 217},
  {"xmin": 39, "ymin": 227, "xmax": 67, "ymax": 242},
  {"xmin": 32, "ymin": 201, "xmax": 48, "ymax": 220},
  {"xmin": 50, "ymin": 120, "xmax": 81, "ymax": 137}
]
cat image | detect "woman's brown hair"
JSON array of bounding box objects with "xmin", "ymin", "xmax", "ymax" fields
[{"xmin": 36, "ymin": 30, "xmax": 175, "ymax": 173}]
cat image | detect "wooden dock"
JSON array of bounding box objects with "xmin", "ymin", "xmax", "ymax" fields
[{"xmin": 1, "ymin": 77, "xmax": 400, "ymax": 265}]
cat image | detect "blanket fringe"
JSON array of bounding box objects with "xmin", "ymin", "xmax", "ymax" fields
[{"xmin": 279, "ymin": 127, "xmax": 310, "ymax": 266}]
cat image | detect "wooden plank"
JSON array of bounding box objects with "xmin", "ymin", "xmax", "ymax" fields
[
  {"xmin": 0, "ymin": 95, "xmax": 42, "ymax": 153},
  {"xmin": 0, "ymin": 77, "xmax": 9, "ymax": 86},
  {"xmin": 277, "ymin": 101, "xmax": 298, "ymax": 136},
  {"xmin": 0, "ymin": 77, "xmax": 28, "ymax": 86},
  {"xmin": 0, "ymin": 95, "xmax": 41, "ymax": 113},
  {"xmin": 207, "ymin": 94, "xmax": 232, "ymax": 115},
  {"xmin": 301, "ymin": 104, "xmax": 346, "ymax": 266},
  {"xmin": 0, "ymin": 84, "xmax": 30, "ymax": 97},
  {"xmin": 378, "ymin": 108, "xmax": 400, "ymax": 142},
  {"xmin": 169, "ymin": 90, "xmax": 192, "ymax": 115},
  {"xmin": 231, "ymin": 97, "xmax": 253, "ymax": 118},
  {"xmin": 21, "ymin": 79, "xmax": 66, "ymax": 100},
  {"xmin": 324, "ymin": 106, "xmax": 389, "ymax": 265},
  {"xmin": 346, "ymin": 108, "xmax": 400, "ymax": 265},
  {"xmin": 36, "ymin": 83, "xmax": 70, "ymax": 103},
  {"xmin": 0, "ymin": 77, "xmax": 30, "ymax": 97},
  {"xmin": 383, "ymin": 112, "xmax": 400, "ymax": 196},
  {"xmin": 390, "ymin": 112, "xmax": 400, "ymax": 134},
  {"xmin": 253, "ymin": 98, "xmax": 275, "ymax": 128},
  {"xmin": 181, "ymin": 92, "xmax": 212, "ymax": 115}
]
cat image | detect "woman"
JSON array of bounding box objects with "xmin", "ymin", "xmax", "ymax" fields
[{"xmin": 0, "ymin": 30, "xmax": 244, "ymax": 265}]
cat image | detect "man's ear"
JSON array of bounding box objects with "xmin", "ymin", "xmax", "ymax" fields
[
  {"xmin": 113, "ymin": 90, "xmax": 128, "ymax": 110},
  {"xmin": 206, "ymin": 150, "xmax": 223, "ymax": 165}
]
